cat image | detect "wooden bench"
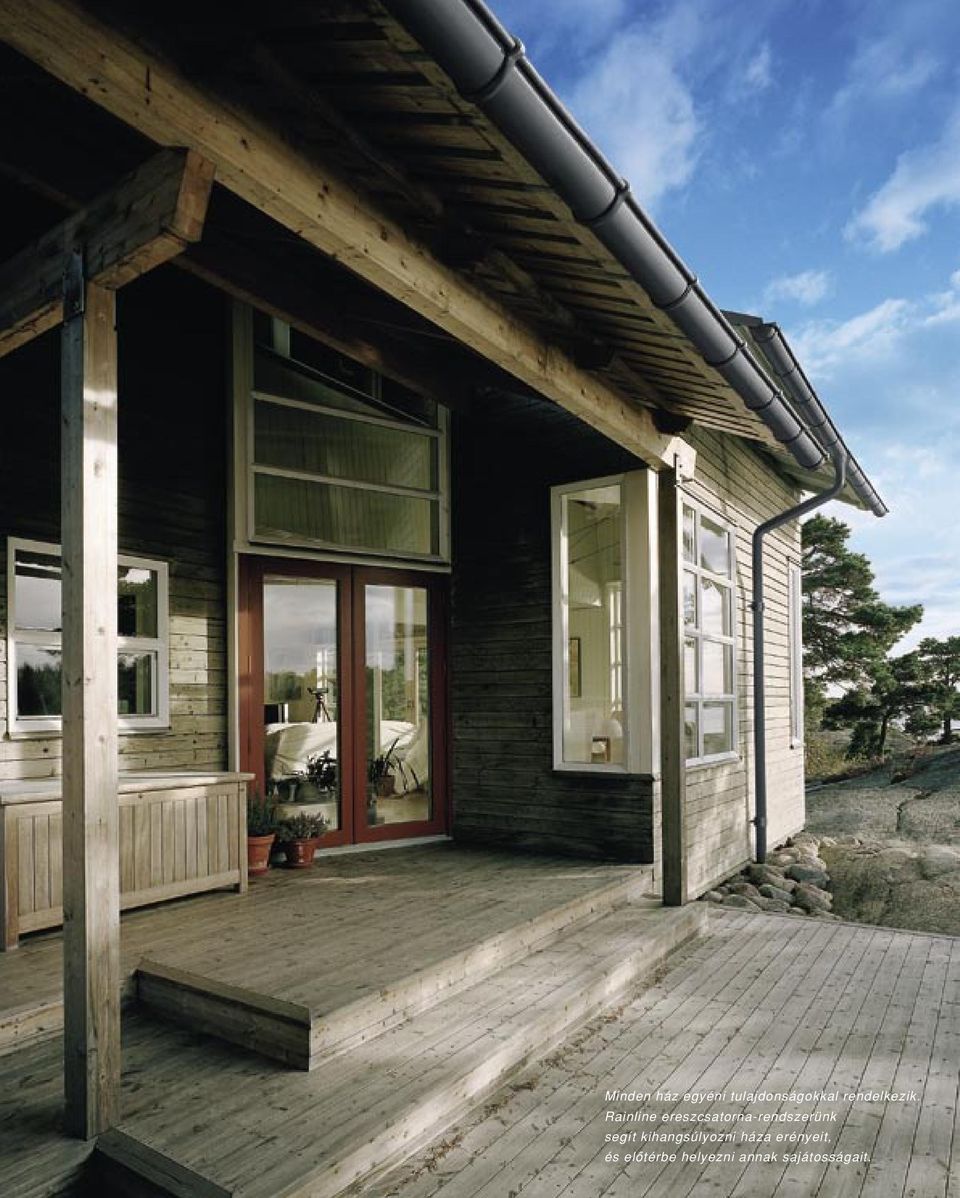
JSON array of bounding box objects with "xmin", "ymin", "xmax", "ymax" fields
[{"xmin": 0, "ymin": 771, "xmax": 251, "ymax": 950}]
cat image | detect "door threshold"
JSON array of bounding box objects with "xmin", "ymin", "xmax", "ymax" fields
[{"xmin": 317, "ymin": 834, "xmax": 452, "ymax": 857}]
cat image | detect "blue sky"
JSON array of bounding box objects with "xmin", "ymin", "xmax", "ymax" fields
[{"xmin": 493, "ymin": 0, "xmax": 960, "ymax": 649}]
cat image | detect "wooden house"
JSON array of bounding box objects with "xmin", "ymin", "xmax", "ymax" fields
[{"xmin": 0, "ymin": 0, "xmax": 884, "ymax": 1148}]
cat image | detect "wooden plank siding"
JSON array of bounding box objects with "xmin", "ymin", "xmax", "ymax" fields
[
  {"xmin": 679, "ymin": 426, "xmax": 805, "ymax": 898},
  {"xmin": 449, "ymin": 391, "xmax": 656, "ymax": 862},
  {"xmin": 0, "ymin": 267, "xmax": 228, "ymax": 784},
  {"xmin": 449, "ymin": 399, "xmax": 804, "ymax": 880}
]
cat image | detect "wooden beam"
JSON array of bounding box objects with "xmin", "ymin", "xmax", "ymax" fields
[
  {"xmin": 658, "ymin": 465, "xmax": 688, "ymax": 906},
  {"xmin": 0, "ymin": 147, "xmax": 213, "ymax": 359},
  {"xmin": 0, "ymin": 0, "xmax": 679, "ymax": 469},
  {"xmin": 61, "ymin": 267, "xmax": 120, "ymax": 1138}
]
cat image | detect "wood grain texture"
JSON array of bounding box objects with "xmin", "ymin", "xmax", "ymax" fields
[
  {"xmin": 0, "ymin": 149, "xmax": 213, "ymax": 358},
  {"xmin": 61, "ymin": 279, "xmax": 121, "ymax": 1138}
]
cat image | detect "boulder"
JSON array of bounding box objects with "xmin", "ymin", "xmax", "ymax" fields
[
  {"xmin": 918, "ymin": 846, "xmax": 960, "ymax": 880},
  {"xmin": 758, "ymin": 883, "xmax": 795, "ymax": 904},
  {"xmin": 786, "ymin": 863, "xmax": 830, "ymax": 888},
  {"xmin": 703, "ymin": 890, "xmax": 726, "ymax": 903},
  {"xmin": 786, "ymin": 907, "xmax": 807, "ymax": 915},
  {"xmin": 746, "ymin": 864, "xmax": 788, "ymax": 888},
  {"xmin": 767, "ymin": 849, "xmax": 800, "ymax": 867},
  {"xmin": 728, "ymin": 881, "xmax": 762, "ymax": 898},
  {"xmin": 722, "ymin": 894, "xmax": 761, "ymax": 910},
  {"xmin": 793, "ymin": 883, "xmax": 832, "ymax": 913},
  {"xmin": 761, "ymin": 899, "xmax": 792, "ymax": 914}
]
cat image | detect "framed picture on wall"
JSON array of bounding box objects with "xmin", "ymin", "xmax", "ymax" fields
[{"xmin": 569, "ymin": 637, "xmax": 581, "ymax": 698}]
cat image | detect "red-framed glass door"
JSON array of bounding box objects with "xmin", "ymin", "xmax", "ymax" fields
[{"xmin": 238, "ymin": 556, "xmax": 448, "ymax": 846}]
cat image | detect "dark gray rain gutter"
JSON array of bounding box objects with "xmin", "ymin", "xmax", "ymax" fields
[
  {"xmin": 383, "ymin": 0, "xmax": 886, "ymax": 513},
  {"xmin": 751, "ymin": 449, "xmax": 847, "ymax": 862}
]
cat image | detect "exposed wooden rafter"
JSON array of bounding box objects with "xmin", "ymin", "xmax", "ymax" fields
[
  {"xmin": 0, "ymin": 0, "xmax": 688, "ymax": 471},
  {"xmin": 0, "ymin": 148, "xmax": 213, "ymax": 358}
]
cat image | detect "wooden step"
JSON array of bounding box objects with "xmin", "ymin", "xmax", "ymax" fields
[
  {"xmin": 0, "ymin": 996, "xmax": 63, "ymax": 1056},
  {"xmin": 96, "ymin": 900, "xmax": 706, "ymax": 1198},
  {"xmin": 135, "ymin": 865, "xmax": 654, "ymax": 1070}
]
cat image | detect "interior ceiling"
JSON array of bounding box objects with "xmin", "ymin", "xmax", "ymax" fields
[{"xmin": 1, "ymin": 0, "xmax": 850, "ymax": 499}]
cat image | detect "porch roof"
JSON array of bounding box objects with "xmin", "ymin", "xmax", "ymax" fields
[
  {"xmin": 64, "ymin": 0, "xmax": 881, "ymax": 512},
  {"xmin": 0, "ymin": 0, "xmax": 883, "ymax": 512}
]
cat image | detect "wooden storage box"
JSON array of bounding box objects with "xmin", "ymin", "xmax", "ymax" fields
[{"xmin": 1, "ymin": 771, "xmax": 250, "ymax": 950}]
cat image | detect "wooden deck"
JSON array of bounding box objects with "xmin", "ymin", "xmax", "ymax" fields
[
  {"xmin": 0, "ymin": 842, "xmax": 644, "ymax": 1023},
  {"xmin": 368, "ymin": 910, "xmax": 960, "ymax": 1198},
  {"xmin": 0, "ymin": 843, "xmax": 673, "ymax": 1197}
]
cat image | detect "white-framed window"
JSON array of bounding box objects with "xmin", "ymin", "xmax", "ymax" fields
[
  {"xmin": 6, "ymin": 537, "xmax": 170, "ymax": 735},
  {"xmin": 551, "ymin": 472, "xmax": 658, "ymax": 775},
  {"xmin": 239, "ymin": 309, "xmax": 450, "ymax": 564},
  {"xmin": 682, "ymin": 500, "xmax": 738, "ymax": 765},
  {"xmin": 788, "ymin": 560, "xmax": 804, "ymax": 747}
]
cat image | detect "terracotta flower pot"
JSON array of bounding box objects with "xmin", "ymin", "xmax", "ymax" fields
[
  {"xmin": 282, "ymin": 837, "xmax": 321, "ymax": 868},
  {"xmin": 247, "ymin": 833, "xmax": 276, "ymax": 876}
]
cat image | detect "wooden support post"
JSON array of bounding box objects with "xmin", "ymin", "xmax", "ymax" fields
[
  {"xmin": 658, "ymin": 465, "xmax": 688, "ymax": 907},
  {"xmin": 61, "ymin": 260, "xmax": 120, "ymax": 1139}
]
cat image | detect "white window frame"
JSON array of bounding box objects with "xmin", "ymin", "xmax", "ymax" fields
[
  {"xmin": 550, "ymin": 471, "xmax": 658, "ymax": 776},
  {"xmin": 236, "ymin": 306, "xmax": 451, "ymax": 566},
  {"xmin": 681, "ymin": 497, "xmax": 739, "ymax": 767},
  {"xmin": 788, "ymin": 560, "xmax": 804, "ymax": 748},
  {"xmin": 6, "ymin": 537, "xmax": 170, "ymax": 735}
]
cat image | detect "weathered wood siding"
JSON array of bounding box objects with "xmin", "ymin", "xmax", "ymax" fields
[
  {"xmin": 450, "ymin": 392, "xmax": 655, "ymax": 862},
  {"xmin": 680, "ymin": 427, "xmax": 804, "ymax": 898},
  {"xmin": 0, "ymin": 268, "xmax": 228, "ymax": 782}
]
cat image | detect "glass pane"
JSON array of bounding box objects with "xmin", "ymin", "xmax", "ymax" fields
[
  {"xmin": 118, "ymin": 566, "xmax": 158, "ymax": 637},
  {"xmin": 683, "ymin": 571, "xmax": 697, "ymax": 628},
  {"xmin": 118, "ymin": 652, "xmax": 154, "ymax": 716},
  {"xmin": 561, "ymin": 484, "xmax": 625, "ymax": 766},
  {"xmin": 254, "ymin": 400, "xmax": 436, "ymax": 491},
  {"xmin": 682, "ymin": 505, "xmax": 696, "ymax": 564},
  {"xmin": 14, "ymin": 549, "xmax": 61, "ymax": 632},
  {"xmin": 255, "ymin": 349, "xmax": 385, "ymax": 420},
  {"xmin": 263, "ymin": 578, "xmax": 340, "ymax": 836},
  {"xmin": 701, "ymin": 577, "xmax": 732, "ymax": 636},
  {"xmin": 254, "ymin": 474, "xmax": 437, "ymax": 556},
  {"xmin": 702, "ymin": 641, "xmax": 733, "ymax": 695},
  {"xmin": 16, "ymin": 644, "xmax": 62, "ymax": 716},
  {"xmin": 684, "ymin": 703, "xmax": 699, "ymax": 761},
  {"xmin": 684, "ymin": 638, "xmax": 698, "ymax": 695},
  {"xmin": 700, "ymin": 514, "xmax": 731, "ymax": 576},
  {"xmin": 365, "ymin": 585, "xmax": 431, "ymax": 826},
  {"xmin": 703, "ymin": 701, "xmax": 734, "ymax": 756}
]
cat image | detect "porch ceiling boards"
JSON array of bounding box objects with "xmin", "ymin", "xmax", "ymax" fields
[{"xmin": 73, "ymin": 0, "xmax": 833, "ymax": 493}]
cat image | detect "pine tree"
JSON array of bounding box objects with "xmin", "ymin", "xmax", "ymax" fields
[{"xmin": 915, "ymin": 637, "xmax": 960, "ymax": 743}]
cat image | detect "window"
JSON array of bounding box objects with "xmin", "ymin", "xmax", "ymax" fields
[
  {"xmin": 243, "ymin": 311, "xmax": 449, "ymax": 562},
  {"xmin": 7, "ymin": 538, "xmax": 169, "ymax": 734},
  {"xmin": 682, "ymin": 501, "xmax": 737, "ymax": 764},
  {"xmin": 789, "ymin": 561, "xmax": 804, "ymax": 746}
]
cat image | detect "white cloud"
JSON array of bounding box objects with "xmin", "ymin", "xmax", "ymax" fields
[
  {"xmin": 763, "ymin": 269, "xmax": 831, "ymax": 307},
  {"xmin": 566, "ymin": 7, "xmax": 703, "ymax": 210},
  {"xmin": 846, "ymin": 105, "xmax": 960, "ymax": 251},
  {"xmin": 743, "ymin": 43, "xmax": 773, "ymax": 92},
  {"xmin": 790, "ymin": 298, "xmax": 911, "ymax": 377},
  {"xmin": 830, "ymin": 35, "xmax": 940, "ymax": 117}
]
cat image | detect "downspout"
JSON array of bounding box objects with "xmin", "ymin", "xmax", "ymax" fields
[{"xmin": 752, "ymin": 449, "xmax": 847, "ymax": 862}]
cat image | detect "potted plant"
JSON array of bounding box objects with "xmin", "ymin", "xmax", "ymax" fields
[
  {"xmin": 296, "ymin": 750, "xmax": 337, "ymax": 801},
  {"xmin": 247, "ymin": 792, "xmax": 278, "ymax": 876},
  {"xmin": 276, "ymin": 811, "xmax": 328, "ymax": 868}
]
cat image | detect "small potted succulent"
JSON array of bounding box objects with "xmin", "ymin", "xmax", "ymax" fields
[
  {"xmin": 276, "ymin": 811, "xmax": 328, "ymax": 868},
  {"xmin": 246, "ymin": 792, "xmax": 279, "ymax": 876}
]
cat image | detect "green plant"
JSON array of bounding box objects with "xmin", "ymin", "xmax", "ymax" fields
[
  {"xmin": 301, "ymin": 750, "xmax": 337, "ymax": 791},
  {"xmin": 276, "ymin": 811, "xmax": 328, "ymax": 843},
  {"xmin": 247, "ymin": 792, "xmax": 278, "ymax": 837},
  {"xmin": 367, "ymin": 737, "xmax": 419, "ymax": 792}
]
